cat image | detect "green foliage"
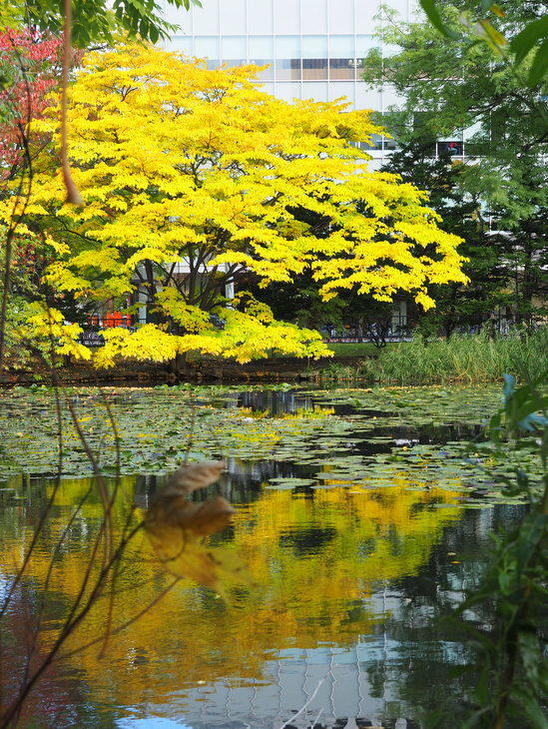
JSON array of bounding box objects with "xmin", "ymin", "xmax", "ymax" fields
[
  {"xmin": 247, "ymin": 271, "xmax": 347, "ymax": 331},
  {"xmin": 511, "ymin": 17, "xmax": 548, "ymax": 85},
  {"xmin": 2, "ymin": 0, "xmax": 200, "ymax": 47},
  {"xmin": 491, "ymin": 374, "xmax": 548, "ymax": 441},
  {"xmin": 419, "ymin": 0, "xmax": 461, "ymax": 40},
  {"xmin": 380, "ymin": 147, "xmax": 509, "ymax": 335},
  {"xmin": 364, "ymin": 0, "xmax": 547, "ymax": 327},
  {"xmin": 324, "ymin": 342, "xmax": 377, "ymax": 357},
  {"xmin": 419, "ymin": 0, "xmax": 548, "ymax": 86},
  {"xmin": 452, "ymin": 374, "xmax": 548, "ymax": 728},
  {"xmin": 323, "ymin": 330, "xmax": 548, "ymax": 385},
  {"xmin": 250, "ymin": 271, "xmax": 402, "ymax": 347}
]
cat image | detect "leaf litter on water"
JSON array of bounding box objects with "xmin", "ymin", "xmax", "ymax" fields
[{"xmin": 0, "ymin": 384, "xmax": 541, "ymax": 506}]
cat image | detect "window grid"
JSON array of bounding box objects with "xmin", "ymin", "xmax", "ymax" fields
[
  {"xmin": 169, "ymin": 34, "xmax": 378, "ymax": 82},
  {"xmin": 163, "ymin": 0, "xmax": 416, "ymax": 159}
]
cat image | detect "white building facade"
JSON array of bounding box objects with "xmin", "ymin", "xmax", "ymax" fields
[{"xmin": 162, "ymin": 0, "xmax": 423, "ymax": 163}]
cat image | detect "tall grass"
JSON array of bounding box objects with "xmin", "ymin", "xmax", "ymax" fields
[{"xmin": 322, "ymin": 329, "xmax": 547, "ymax": 385}]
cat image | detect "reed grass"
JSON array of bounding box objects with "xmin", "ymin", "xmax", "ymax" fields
[{"xmin": 322, "ymin": 329, "xmax": 547, "ymax": 385}]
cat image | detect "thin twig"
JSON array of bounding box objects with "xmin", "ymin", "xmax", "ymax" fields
[
  {"xmin": 11, "ymin": 375, "xmax": 67, "ymax": 725},
  {"xmin": 310, "ymin": 708, "xmax": 323, "ymax": 728},
  {"xmin": 0, "ymin": 520, "xmax": 144, "ymax": 728},
  {"xmin": 0, "ymin": 366, "xmax": 64, "ymax": 618},
  {"xmin": 64, "ymin": 394, "xmax": 113, "ymax": 565},
  {"xmin": 96, "ymin": 385, "xmax": 123, "ymax": 658},
  {"xmin": 60, "ymin": 577, "xmax": 181, "ymax": 660},
  {"xmin": 278, "ymin": 675, "xmax": 327, "ymax": 729},
  {"xmin": 0, "ymin": 36, "xmax": 35, "ymax": 366}
]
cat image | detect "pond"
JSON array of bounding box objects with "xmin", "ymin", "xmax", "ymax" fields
[{"xmin": 0, "ymin": 385, "xmax": 530, "ymax": 729}]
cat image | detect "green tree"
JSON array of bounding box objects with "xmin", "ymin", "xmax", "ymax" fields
[
  {"xmin": 380, "ymin": 147, "xmax": 509, "ymax": 337},
  {"xmin": 363, "ymin": 0, "xmax": 547, "ymax": 327},
  {"xmin": 418, "ymin": 0, "xmax": 548, "ymax": 87},
  {"xmin": 1, "ymin": 0, "xmax": 199, "ymax": 47},
  {"xmin": 248, "ymin": 270, "xmax": 405, "ymax": 346}
]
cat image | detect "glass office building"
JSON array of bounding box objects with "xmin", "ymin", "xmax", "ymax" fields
[{"xmin": 161, "ymin": 0, "xmax": 421, "ymax": 160}]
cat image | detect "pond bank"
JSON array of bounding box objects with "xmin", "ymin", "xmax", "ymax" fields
[
  {"xmin": 2, "ymin": 330, "xmax": 544, "ymax": 386},
  {"xmin": 0, "ymin": 353, "xmax": 374, "ymax": 386}
]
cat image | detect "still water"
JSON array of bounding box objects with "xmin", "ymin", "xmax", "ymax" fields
[{"xmin": 0, "ymin": 386, "xmax": 523, "ymax": 728}]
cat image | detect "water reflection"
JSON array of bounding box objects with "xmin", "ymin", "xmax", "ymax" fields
[
  {"xmin": 0, "ymin": 467, "xmax": 515, "ymax": 729},
  {"xmin": 0, "ymin": 385, "xmax": 516, "ymax": 728}
]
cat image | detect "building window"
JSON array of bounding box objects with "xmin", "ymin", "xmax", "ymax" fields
[
  {"xmin": 194, "ymin": 36, "xmax": 219, "ymax": 58},
  {"xmin": 250, "ymin": 61, "xmax": 274, "ymax": 80},
  {"xmin": 383, "ymin": 136, "xmax": 398, "ymax": 150},
  {"xmin": 221, "ymin": 59, "xmax": 248, "ymax": 69},
  {"xmin": 349, "ymin": 137, "xmax": 382, "ymax": 152},
  {"xmin": 303, "ymin": 82, "xmax": 328, "ymax": 101},
  {"xmin": 329, "ymin": 35, "xmax": 354, "ymax": 57},
  {"xmin": 221, "ymin": 35, "xmax": 246, "ymax": 60},
  {"xmin": 302, "ymin": 35, "xmax": 328, "ymax": 59},
  {"xmin": 276, "ymin": 82, "xmax": 301, "ymax": 101},
  {"xmin": 355, "ymin": 35, "xmax": 377, "ymax": 56},
  {"xmin": 276, "ymin": 35, "xmax": 301, "ymax": 58},
  {"xmin": 437, "ymin": 140, "xmax": 464, "ymax": 156},
  {"xmin": 303, "ymin": 58, "xmax": 328, "ymax": 80},
  {"xmin": 328, "ymin": 58, "xmax": 354, "ymax": 80},
  {"xmin": 171, "ymin": 36, "xmax": 192, "ymax": 55},
  {"xmin": 354, "ymin": 57, "xmax": 366, "ymax": 77},
  {"xmin": 369, "ymin": 134, "xmax": 383, "ymax": 151},
  {"xmin": 276, "ymin": 58, "xmax": 301, "ymax": 80},
  {"xmin": 249, "ymin": 36, "xmax": 274, "ymax": 58}
]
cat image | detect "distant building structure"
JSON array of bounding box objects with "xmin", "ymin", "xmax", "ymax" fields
[
  {"xmin": 160, "ymin": 0, "xmax": 471, "ymax": 165},
  {"xmin": 160, "ymin": 0, "xmax": 429, "ymax": 165}
]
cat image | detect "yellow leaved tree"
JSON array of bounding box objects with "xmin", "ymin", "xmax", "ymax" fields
[{"xmin": 18, "ymin": 41, "xmax": 467, "ymax": 365}]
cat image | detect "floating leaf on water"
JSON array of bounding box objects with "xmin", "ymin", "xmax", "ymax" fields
[
  {"xmin": 0, "ymin": 385, "xmax": 541, "ymax": 509},
  {"xmin": 265, "ymin": 477, "xmax": 317, "ymax": 489}
]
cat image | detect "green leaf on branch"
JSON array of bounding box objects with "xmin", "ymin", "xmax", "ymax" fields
[
  {"xmin": 528, "ymin": 38, "xmax": 548, "ymax": 87},
  {"xmin": 419, "ymin": 0, "xmax": 461, "ymax": 40},
  {"xmin": 512, "ymin": 686, "xmax": 548, "ymax": 729},
  {"xmin": 489, "ymin": 4, "xmax": 505, "ymax": 19},
  {"xmin": 510, "ymin": 17, "xmax": 548, "ymax": 66},
  {"xmin": 476, "ymin": 18, "xmax": 508, "ymax": 52}
]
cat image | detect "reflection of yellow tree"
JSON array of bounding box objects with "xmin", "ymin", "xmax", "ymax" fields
[
  {"xmin": 1, "ymin": 475, "xmax": 462, "ymax": 715},
  {"xmin": 234, "ymin": 479, "xmax": 461, "ymax": 642}
]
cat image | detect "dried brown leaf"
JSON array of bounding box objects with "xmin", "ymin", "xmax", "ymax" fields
[
  {"xmin": 178, "ymin": 496, "xmax": 234, "ymax": 537},
  {"xmin": 146, "ymin": 527, "xmax": 249, "ymax": 588},
  {"xmin": 157, "ymin": 461, "xmax": 226, "ymax": 499},
  {"xmin": 146, "ymin": 495, "xmax": 234, "ymax": 537},
  {"xmin": 143, "ymin": 460, "xmax": 247, "ymax": 588},
  {"xmin": 145, "ymin": 460, "xmax": 231, "ymax": 537}
]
